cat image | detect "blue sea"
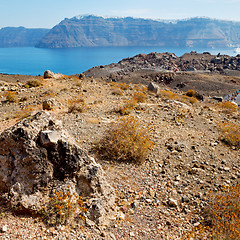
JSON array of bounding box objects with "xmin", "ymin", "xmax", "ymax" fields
[{"xmin": 0, "ymin": 46, "xmax": 237, "ymax": 76}]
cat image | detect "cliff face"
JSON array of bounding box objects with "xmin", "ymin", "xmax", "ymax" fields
[
  {"xmin": 36, "ymin": 15, "xmax": 240, "ymax": 48},
  {"xmin": 0, "ymin": 27, "xmax": 49, "ymax": 47}
]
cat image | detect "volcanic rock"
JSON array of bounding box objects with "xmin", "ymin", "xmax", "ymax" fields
[
  {"xmin": 0, "ymin": 111, "xmax": 115, "ymax": 225},
  {"xmin": 44, "ymin": 70, "xmax": 65, "ymax": 79}
]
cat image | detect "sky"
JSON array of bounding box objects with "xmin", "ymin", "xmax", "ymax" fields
[{"xmin": 1, "ymin": 0, "xmax": 240, "ymax": 29}]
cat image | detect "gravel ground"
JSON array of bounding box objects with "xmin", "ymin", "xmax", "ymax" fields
[{"xmin": 0, "ymin": 73, "xmax": 240, "ymax": 239}]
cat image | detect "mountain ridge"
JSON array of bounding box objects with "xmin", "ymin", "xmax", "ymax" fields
[
  {"xmin": 36, "ymin": 15, "xmax": 240, "ymax": 48},
  {"xmin": 1, "ymin": 15, "xmax": 240, "ymax": 48},
  {"xmin": 0, "ymin": 27, "xmax": 49, "ymax": 48}
]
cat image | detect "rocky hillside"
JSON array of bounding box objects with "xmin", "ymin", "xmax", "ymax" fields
[
  {"xmin": 36, "ymin": 15, "xmax": 240, "ymax": 48},
  {"xmin": 0, "ymin": 64, "xmax": 239, "ymax": 239},
  {"xmin": 0, "ymin": 27, "xmax": 49, "ymax": 47}
]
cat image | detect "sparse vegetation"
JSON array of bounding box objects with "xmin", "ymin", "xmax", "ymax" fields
[
  {"xmin": 116, "ymin": 99, "xmax": 137, "ymax": 115},
  {"xmin": 185, "ymin": 185, "xmax": 240, "ymax": 240},
  {"xmin": 24, "ymin": 79, "xmax": 42, "ymax": 88},
  {"xmin": 132, "ymin": 92, "xmax": 147, "ymax": 103},
  {"xmin": 5, "ymin": 91, "xmax": 18, "ymax": 102},
  {"xmin": 68, "ymin": 98, "xmax": 88, "ymax": 113},
  {"xmin": 95, "ymin": 116, "xmax": 154, "ymax": 163},
  {"xmin": 39, "ymin": 188, "xmax": 87, "ymax": 226},
  {"xmin": 217, "ymin": 101, "xmax": 238, "ymax": 114},
  {"xmin": 218, "ymin": 122, "xmax": 240, "ymax": 148}
]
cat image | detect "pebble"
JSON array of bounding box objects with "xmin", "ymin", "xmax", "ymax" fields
[
  {"xmin": 0, "ymin": 225, "xmax": 8, "ymax": 233},
  {"xmin": 223, "ymin": 167, "xmax": 230, "ymax": 171},
  {"xmin": 117, "ymin": 212, "xmax": 125, "ymax": 220},
  {"xmin": 168, "ymin": 198, "xmax": 178, "ymax": 207},
  {"xmin": 130, "ymin": 231, "xmax": 135, "ymax": 237}
]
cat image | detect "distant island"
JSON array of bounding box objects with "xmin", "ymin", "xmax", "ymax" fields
[
  {"xmin": 1, "ymin": 15, "xmax": 240, "ymax": 48},
  {"xmin": 0, "ymin": 27, "xmax": 49, "ymax": 47}
]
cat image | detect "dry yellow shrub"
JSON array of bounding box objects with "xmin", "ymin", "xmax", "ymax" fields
[
  {"xmin": 5, "ymin": 91, "xmax": 18, "ymax": 102},
  {"xmin": 133, "ymin": 92, "xmax": 147, "ymax": 103},
  {"xmin": 118, "ymin": 82, "xmax": 130, "ymax": 90},
  {"xmin": 68, "ymin": 98, "xmax": 87, "ymax": 113},
  {"xmin": 218, "ymin": 122, "xmax": 240, "ymax": 148},
  {"xmin": 186, "ymin": 89, "xmax": 196, "ymax": 97},
  {"xmin": 95, "ymin": 116, "xmax": 154, "ymax": 163},
  {"xmin": 24, "ymin": 79, "xmax": 42, "ymax": 88},
  {"xmin": 117, "ymin": 99, "xmax": 137, "ymax": 115},
  {"xmin": 159, "ymin": 90, "xmax": 178, "ymax": 99},
  {"xmin": 217, "ymin": 101, "xmax": 238, "ymax": 114},
  {"xmin": 185, "ymin": 185, "xmax": 240, "ymax": 240},
  {"xmin": 39, "ymin": 190, "xmax": 87, "ymax": 226}
]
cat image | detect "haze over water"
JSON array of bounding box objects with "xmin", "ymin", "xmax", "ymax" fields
[{"xmin": 0, "ymin": 46, "xmax": 237, "ymax": 76}]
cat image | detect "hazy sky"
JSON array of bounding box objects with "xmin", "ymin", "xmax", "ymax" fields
[{"xmin": 1, "ymin": 0, "xmax": 240, "ymax": 28}]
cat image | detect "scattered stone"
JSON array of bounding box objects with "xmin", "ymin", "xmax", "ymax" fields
[
  {"xmin": 117, "ymin": 212, "xmax": 125, "ymax": 220},
  {"xmin": 79, "ymin": 73, "xmax": 85, "ymax": 79},
  {"xmin": 0, "ymin": 225, "xmax": 8, "ymax": 233},
  {"xmin": 223, "ymin": 167, "xmax": 230, "ymax": 172},
  {"xmin": 148, "ymin": 82, "xmax": 160, "ymax": 94},
  {"xmin": 168, "ymin": 198, "xmax": 178, "ymax": 208},
  {"xmin": 130, "ymin": 231, "xmax": 135, "ymax": 237},
  {"xmin": 42, "ymin": 98, "xmax": 61, "ymax": 110}
]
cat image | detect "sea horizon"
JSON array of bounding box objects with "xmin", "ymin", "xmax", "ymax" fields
[{"xmin": 0, "ymin": 46, "xmax": 238, "ymax": 76}]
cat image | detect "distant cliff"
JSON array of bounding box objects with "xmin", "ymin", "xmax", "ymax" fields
[
  {"xmin": 36, "ymin": 15, "xmax": 240, "ymax": 48},
  {"xmin": 0, "ymin": 27, "xmax": 49, "ymax": 47}
]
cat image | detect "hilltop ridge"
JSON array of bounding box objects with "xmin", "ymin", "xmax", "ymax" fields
[
  {"xmin": 0, "ymin": 27, "xmax": 49, "ymax": 48},
  {"xmin": 36, "ymin": 15, "xmax": 240, "ymax": 48}
]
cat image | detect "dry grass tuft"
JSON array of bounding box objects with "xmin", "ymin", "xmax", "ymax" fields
[
  {"xmin": 158, "ymin": 90, "xmax": 198, "ymax": 104},
  {"xmin": 116, "ymin": 99, "xmax": 137, "ymax": 115},
  {"xmin": 158, "ymin": 90, "xmax": 178, "ymax": 99},
  {"xmin": 68, "ymin": 98, "xmax": 88, "ymax": 113},
  {"xmin": 5, "ymin": 91, "xmax": 18, "ymax": 103},
  {"xmin": 185, "ymin": 185, "xmax": 240, "ymax": 240},
  {"xmin": 185, "ymin": 89, "xmax": 196, "ymax": 97},
  {"xmin": 24, "ymin": 79, "xmax": 42, "ymax": 88},
  {"xmin": 218, "ymin": 122, "xmax": 240, "ymax": 148},
  {"xmin": 133, "ymin": 92, "xmax": 147, "ymax": 103},
  {"xmin": 39, "ymin": 189, "xmax": 87, "ymax": 226},
  {"xmin": 94, "ymin": 116, "xmax": 154, "ymax": 163},
  {"xmin": 217, "ymin": 101, "xmax": 238, "ymax": 114}
]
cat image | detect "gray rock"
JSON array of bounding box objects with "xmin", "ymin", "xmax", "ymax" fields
[
  {"xmin": 148, "ymin": 82, "xmax": 160, "ymax": 94},
  {"xmin": 42, "ymin": 98, "xmax": 61, "ymax": 110},
  {"xmin": 0, "ymin": 111, "xmax": 115, "ymax": 226}
]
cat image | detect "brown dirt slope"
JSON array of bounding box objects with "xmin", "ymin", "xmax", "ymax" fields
[{"xmin": 0, "ymin": 70, "xmax": 239, "ymax": 239}]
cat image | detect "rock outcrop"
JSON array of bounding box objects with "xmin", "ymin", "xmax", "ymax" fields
[
  {"xmin": 0, "ymin": 111, "xmax": 115, "ymax": 225},
  {"xmin": 84, "ymin": 52, "xmax": 240, "ymax": 79},
  {"xmin": 44, "ymin": 70, "xmax": 65, "ymax": 79}
]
